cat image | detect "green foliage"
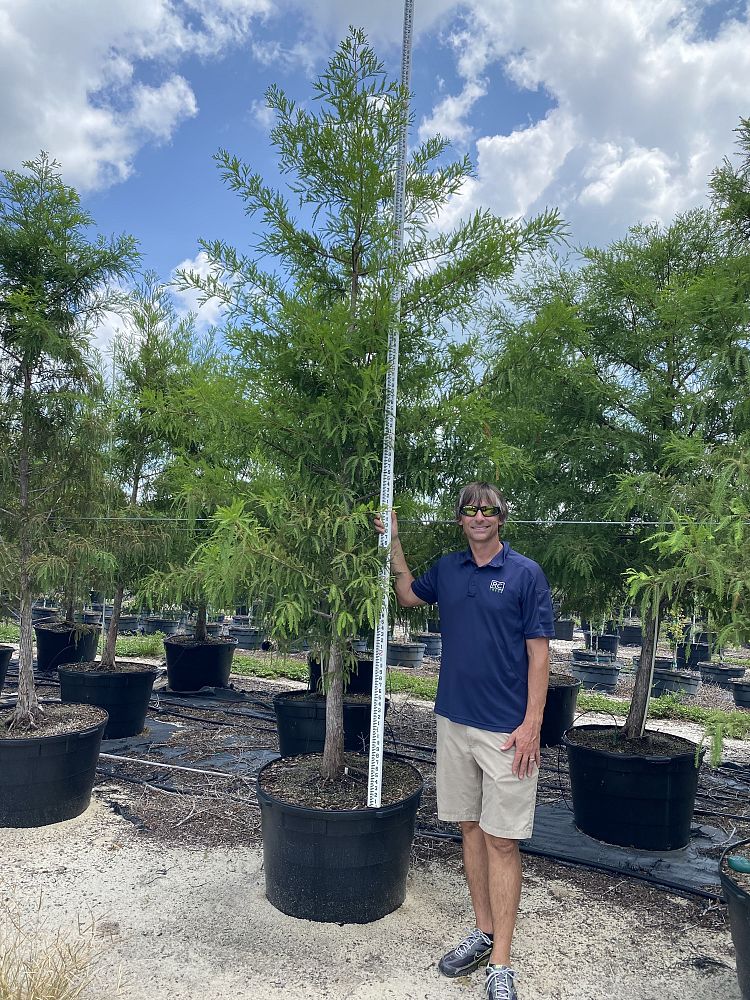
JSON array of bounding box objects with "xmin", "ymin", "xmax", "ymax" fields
[
  {"xmin": 0, "ymin": 152, "xmax": 139, "ymax": 724},
  {"xmin": 0, "ymin": 623, "xmax": 20, "ymax": 643},
  {"xmin": 711, "ymin": 116, "xmax": 750, "ymax": 243},
  {"xmin": 177, "ymin": 29, "xmax": 561, "ymax": 667},
  {"xmin": 231, "ymin": 656, "xmax": 309, "ymax": 683},
  {"xmin": 105, "ymin": 632, "xmax": 167, "ymax": 658}
]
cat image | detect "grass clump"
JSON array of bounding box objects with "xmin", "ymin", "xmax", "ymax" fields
[
  {"xmin": 0, "ymin": 910, "xmax": 101, "ymax": 1000},
  {"xmin": 106, "ymin": 632, "xmax": 166, "ymax": 658},
  {"xmin": 0, "ymin": 624, "xmax": 166, "ymax": 659},
  {"xmin": 0, "ymin": 623, "xmax": 20, "ymax": 643},
  {"xmin": 231, "ymin": 656, "xmax": 308, "ymax": 683}
]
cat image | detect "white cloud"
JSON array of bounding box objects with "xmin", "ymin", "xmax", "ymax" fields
[
  {"xmin": 0, "ymin": 0, "xmax": 270, "ymax": 191},
  {"xmin": 171, "ymin": 251, "xmax": 226, "ymax": 332},
  {"xmin": 423, "ymin": 0, "xmax": 750, "ymax": 244},
  {"xmin": 249, "ymin": 98, "xmax": 276, "ymax": 131},
  {"xmin": 418, "ymin": 78, "xmax": 487, "ymax": 146},
  {"xmin": 129, "ymin": 77, "xmax": 197, "ymax": 142}
]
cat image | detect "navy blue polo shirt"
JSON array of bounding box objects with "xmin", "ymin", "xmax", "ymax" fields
[{"xmin": 411, "ymin": 543, "xmax": 554, "ymax": 733}]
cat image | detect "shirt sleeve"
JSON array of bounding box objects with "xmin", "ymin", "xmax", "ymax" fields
[
  {"xmin": 411, "ymin": 560, "xmax": 439, "ymax": 605},
  {"xmin": 521, "ymin": 565, "xmax": 556, "ymax": 638}
]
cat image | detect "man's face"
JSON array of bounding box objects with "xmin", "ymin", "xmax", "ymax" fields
[{"xmin": 459, "ymin": 498, "xmax": 502, "ymax": 545}]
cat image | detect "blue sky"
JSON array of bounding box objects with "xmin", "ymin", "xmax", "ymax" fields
[{"xmin": 2, "ymin": 0, "xmax": 749, "ymax": 334}]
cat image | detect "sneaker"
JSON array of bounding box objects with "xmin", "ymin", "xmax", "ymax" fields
[
  {"xmin": 438, "ymin": 928, "xmax": 493, "ymax": 977},
  {"xmin": 485, "ymin": 964, "xmax": 518, "ymax": 1000}
]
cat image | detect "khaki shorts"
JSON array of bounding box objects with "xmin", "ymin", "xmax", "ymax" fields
[{"xmin": 435, "ymin": 714, "xmax": 538, "ymax": 839}]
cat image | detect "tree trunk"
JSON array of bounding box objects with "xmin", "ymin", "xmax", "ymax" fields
[
  {"xmin": 623, "ymin": 590, "xmax": 664, "ymax": 739},
  {"xmin": 10, "ymin": 368, "xmax": 41, "ymax": 730},
  {"xmin": 321, "ymin": 640, "xmax": 344, "ymax": 781},
  {"xmin": 195, "ymin": 601, "xmax": 208, "ymax": 643},
  {"xmin": 100, "ymin": 584, "xmax": 124, "ymax": 669}
]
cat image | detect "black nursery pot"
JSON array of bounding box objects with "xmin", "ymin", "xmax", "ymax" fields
[
  {"xmin": 256, "ymin": 755, "xmax": 423, "ymax": 923},
  {"xmin": 540, "ymin": 675, "xmax": 581, "ymax": 747},
  {"xmin": 308, "ymin": 655, "xmax": 374, "ymax": 695},
  {"xmin": 34, "ymin": 623, "xmax": 99, "ymax": 673},
  {"xmin": 0, "ymin": 645, "xmax": 12, "ymax": 695},
  {"xmin": 720, "ymin": 837, "xmax": 750, "ymax": 1000},
  {"xmin": 58, "ymin": 665, "xmax": 158, "ymax": 739},
  {"xmin": 553, "ymin": 618, "xmax": 575, "ymax": 641},
  {"xmin": 163, "ymin": 637, "xmax": 237, "ymax": 691},
  {"xmin": 563, "ymin": 724, "xmax": 703, "ymax": 851},
  {"xmin": 584, "ymin": 632, "xmax": 619, "ymax": 655},
  {"xmin": 0, "ymin": 707, "xmax": 107, "ymax": 827},
  {"xmin": 144, "ymin": 616, "xmax": 181, "ymax": 635},
  {"xmin": 274, "ymin": 689, "xmax": 387, "ymax": 756},
  {"xmin": 734, "ymin": 681, "xmax": 750, "ymax": 710}
]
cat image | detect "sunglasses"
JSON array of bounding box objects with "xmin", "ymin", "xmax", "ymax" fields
[{"xmin": 459, "ymin": 504, "xmax": 501, "ymax": 517}]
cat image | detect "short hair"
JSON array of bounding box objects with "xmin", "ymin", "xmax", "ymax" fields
[{"xmin": 455, "ymin": 482, "xmax": 509, "ymax": 526}]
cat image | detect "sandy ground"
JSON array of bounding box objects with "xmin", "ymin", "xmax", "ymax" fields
[{"xmin": 1, "ymin": 791, "xmax": 742, "ymax": 1000}]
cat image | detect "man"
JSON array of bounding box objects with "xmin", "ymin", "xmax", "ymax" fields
[{"xmin": 375, "ymin": 482, "xmax": 554, "ymax": 1000}]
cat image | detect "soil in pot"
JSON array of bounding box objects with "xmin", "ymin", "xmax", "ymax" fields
[
  {"xmin": 0, "ymin": 703, "xmax": 107, "ymax": 827},
  {"xmin": 563, "ymin": 725, "xmax": 704, "ymax": 851},
  {"xmin": 720, "ymin": 839, "xmax": 750, "ymax": 1000},
  {"xmin": 256, "ymin": 753, "xmax": 423, "ymax": 923},
  {"xmin": 540, "ymin": 673, "xmax": 581, "ymax": 747},
  {"xmin": 58, "ymin": 660, "xmax": 158, "ymax": 739},
  {"xmin": 274, "ymin": 689, "xmax": 385, "ymax": 755},
  {"xmin": 0, "ymin": 644, "xmax": 13, "ymax": 695},
  {"xmin": 164, "ymin": 635, "xmax": 237, "ymax": 691},
  {"xmin": 34, "ymin": 622, "xmax": 100, "ymax": 673}
]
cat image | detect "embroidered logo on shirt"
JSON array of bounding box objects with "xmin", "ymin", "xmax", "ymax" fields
[{"xmin": 489, "ymin": 580, "xmax": 505, "ymax": 593}]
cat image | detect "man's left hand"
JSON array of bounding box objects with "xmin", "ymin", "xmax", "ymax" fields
[{"xmin": 502, "ymin": 723, "xmax": 541, "ymax": 779}]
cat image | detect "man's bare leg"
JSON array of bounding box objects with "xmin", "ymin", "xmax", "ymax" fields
[
  {"xmin": 459, "ymin": 820, "xmax": 493, "ymax": 935},
  {"xmin": 483, "ymin": 833, "xmax": 522, "ymax": 966}
]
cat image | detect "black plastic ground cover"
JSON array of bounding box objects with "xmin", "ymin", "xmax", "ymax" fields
[
  {"xmin": 101, "ymin": 717, "xmax": 279, "ymax": 776},
  {"xmin": 521, "ymin": 800, "xmax": 726, "ymax": 895}
]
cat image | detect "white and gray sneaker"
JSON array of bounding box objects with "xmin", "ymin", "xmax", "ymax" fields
[
  {"xmin": 438, "ymin": 928, "xmax": 493, "ymax": 977},
  {"xmin": 485, "ymin": 964, "xmax": 518, "ymax": 1000}
]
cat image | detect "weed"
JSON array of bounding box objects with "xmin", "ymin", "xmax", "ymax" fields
[{"xmin": 0, "ymin": 909, "xmax": 104, "ymax": 1000}]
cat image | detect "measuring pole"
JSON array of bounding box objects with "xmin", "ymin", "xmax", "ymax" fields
[{"xmin": 368, "ymin": 0, "xmax": 415, "ymax": 808}]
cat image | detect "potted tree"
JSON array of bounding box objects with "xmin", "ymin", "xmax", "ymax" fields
[
  {"xmin": 0, "ymin": 153, "xmax": 138, "ymax": 825},
  {"xmin": 139, "ymin": 328, "xmax": 246, "ymax": 694},
  {"xmin": 482, "ymin": 199, "xmax": 750, "ymax": 849},
  {"xmin": 178, "ymin": 29, "xmax": 560, "ymax": 922},
  {"xmin": 57, "ymin": 275, "xmax": 194, "ymax": 737}
]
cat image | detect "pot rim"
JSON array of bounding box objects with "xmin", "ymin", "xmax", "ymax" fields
[
  {"xmin": 562, "ymin": 722, "xmax": 703, "ymax": 763},
  {"xmin": 58, "ymin": 662, "xmax": 159, "ymax": 677},
  {"xmin": 163, "ymin": 635, "xmax": 238, "ymax": 648},
  {"xmin": 255, "ymin": 752, "xmax": 423, "ymax": 819},
  {"xmin": 0, "ymin": 704, "xmax": 108, "ymax": 747}
]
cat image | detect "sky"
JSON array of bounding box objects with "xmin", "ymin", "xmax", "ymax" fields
[{"xmin": 1, "ymin": 0, "xmax": 749, "ymax": 336}]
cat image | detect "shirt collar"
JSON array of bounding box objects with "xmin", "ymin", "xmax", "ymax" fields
[{"xmin": 461, "ymin": 542, "xmax": 509, "ymax": 567}]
